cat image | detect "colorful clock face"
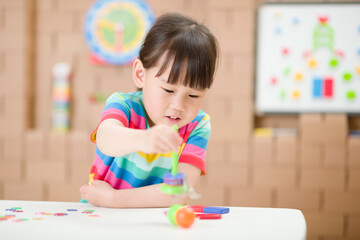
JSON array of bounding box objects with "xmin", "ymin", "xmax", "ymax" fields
[{"xmin": 84, "ymin": 0, "xmax": 155, "ymax": 65}]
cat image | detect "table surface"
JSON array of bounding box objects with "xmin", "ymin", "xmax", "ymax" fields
[{"xmin": 0, "ymin": 200, "xmax": 306, "ymax": 240}]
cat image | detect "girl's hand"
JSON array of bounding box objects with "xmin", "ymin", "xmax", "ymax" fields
[
  {"xmin": 80, "ymin": 180, "xmax": 115, "ymax": 207},
  {"xmin": 140, "ymin": 124, "xmax": 182, "ymax": 153}
]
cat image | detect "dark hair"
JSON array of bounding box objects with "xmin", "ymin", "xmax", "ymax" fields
[{"xmin": 138, "ymin": 13, "xmax": 218, "ymax": 90}]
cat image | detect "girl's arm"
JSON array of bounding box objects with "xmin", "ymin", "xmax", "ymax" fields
[
  {"xmin": 96, "ymin": 118, "xmax": 182, "ymax": 157},
  {"xmin": 80, "ymin": 163, "xmax": 201, "ymax": 208}
]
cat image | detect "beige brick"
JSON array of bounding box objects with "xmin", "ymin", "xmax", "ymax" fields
[
  {"xmin": 37, "ymin": 0, "xmax": 56, "ymax": 11},
  {"xmin": 188, "ymin": 185, "xmax": 225, "ymax": 206},
  {"xmin": 206, "ymin": 139, "xmax": 227, "ymax": 164},
  {"xmin": 57, "ymin": 0, "xmax": 94, "ymax": 12},
  {"xmin": 0, "ymin": 0, "xmax": 25, "ymax": 8},
  {"xmin": 208, "ymin": 0, "xmax": 254, "ymax": 9},
  {"xmin": 47, "ymin": 132, "xmax": 67, "ymax": 162},
  {"xmin": 323, "ymin": 144, "xmax": 346, "ymax": 167},
  {"xmin": 47, "ymin": 183, "xmax": 81, "ymax": 202},
  {"xmin": 323, "ymin": 114, "xmax": 347, "ymax": 144},
  {"xmin": 299, "ymin": 143, "xmax": 321, "ymax": 167},
  {"xmin": 207, "ymin": 164, "xmax": 248, "ymax": 186},
  {"xmin": 275, "ymin": 136, "xmax": 297, "ymax": 166},
  {"xmin": 0, "ymin": 162, "xmax": 22, "ymax": 181},
  {"xmin": 34, "ymin": 95, "xmax": 51, "ymax": 130},
  {"xmin": 25, "ymin": 129, "xmax": 45, "ymax": 160},
  {"xmin": 251, "ymin": 136, "xmax": 274, "ymax": 166},
  {"xmin": 4, "ymin": 9, "xmax": 25, "ymax": 32},
  {"xmin": 324, "ymin": 191, "xmax": 360, "ymax": 214},
  {"xmin": 26, "ymin": 162, "xmax": 66, "ymax": 183},
  {"xmin": 303, "ymin": 212, "xmax": 344, "ymax": 236},
  {"xmin": 70, "ymin": 161, "xmax": 90, "ymax": 184},
  {"xmin": 3, "ymin": 133, "xmax": 23, "ymax": 162},
  {"xmin": 206, "ymin": 10, "xmax": 228, "ymax": 35},
  {"xmin": 229, "ymin": 140, "xmax": 250, "ymax": 167},
  {"xmin": 348, "ymin": 215, "xmax": 360, "ymax": 238},
  {"xmin": 299, "ymin": 114, "xmax": 324, "ymax": 144},
  {"xmin": 348, "ymin": 170, "xmax": 360, "ymax": 191},
  {"xmin": 348, "ymin": 137, "xmax": 360, "ymax": 167},
  {"xmin": 254, "ymin": 166, "xmax": 296, "ymax": 188},
  {"xmin": 68, "ymin": 130, "xmax": 90, "ymax": 162},
  {"xmin": 55, "ymin": 33, "xmax": 87, "ymax": 54},
  {"xmin": 146, "ymin": 0, "xmax": 184, "ymax": 15},
  {"xmin": 36, "ymin": 34, "xmax": 53, "ymax": 56},
  {"xmin": 37, "ymin": 12, "xmax": 74, "ymax": 33},
  {"xmin": 229, "ymin": 187, "xmax": 272, "ymax": 207},
  {"xmin": 0, "ymin": 33, "xmax": 24, "ymax": 52},
  {"xmin": 3, "ymin": 182, "xmax": 43, "ymax": 201},
  {"xmin": 211, "ymin": 117, "xmax": 252, "ymax": 141},
  {"xmin": 229, "ymin": 98, "xmax": 253, "ymax": 134},
  {"xmin": 231, "ymin": 56, "xmax": 254, "ymax": 98},
  {"xmin": 300, "ymin": 168, "xmax": 345, "ymax": 190},
  {"xmin": 276, "ymin": 188, "xmax": 320, "ymax": 211}
]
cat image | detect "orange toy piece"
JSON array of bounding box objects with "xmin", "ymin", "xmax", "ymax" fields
[{"xmin": 175, "ymin": 207, "xmax": 195, "ymax": 228}]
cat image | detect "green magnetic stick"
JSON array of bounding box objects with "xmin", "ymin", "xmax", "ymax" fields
[{"xmin": 171, "ymin": 125, "xmax": 179, "ymax": 176}]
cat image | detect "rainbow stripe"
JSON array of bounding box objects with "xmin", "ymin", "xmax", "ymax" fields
[{"xmin": 88, "ymin": 91, "xmax": 210, "ymax": 190}]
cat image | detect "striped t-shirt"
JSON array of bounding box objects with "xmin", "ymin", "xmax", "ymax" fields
[{"xmin": 88, "ymin": 91, "xmax": 211, "ymax": 190}]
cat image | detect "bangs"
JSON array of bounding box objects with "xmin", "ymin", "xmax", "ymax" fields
[{"xmin": 155, "ymin": 30, "xmax": 215, "ymax": 90}]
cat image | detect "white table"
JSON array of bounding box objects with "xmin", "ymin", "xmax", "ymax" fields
[{"xmin": 0, "ymin": 200, "xmax": 306, "ymax": 240}]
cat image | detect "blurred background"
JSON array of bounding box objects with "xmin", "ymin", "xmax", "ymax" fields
[{"xmin": 0, "ymin": 0, "xmax": 359, "ymax": 239}]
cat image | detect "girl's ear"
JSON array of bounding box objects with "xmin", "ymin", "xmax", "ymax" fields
[{"xmin": 133, "ymin": 59, "xmax": 145, "ymax": 88}]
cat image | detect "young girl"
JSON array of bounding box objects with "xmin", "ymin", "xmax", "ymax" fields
[{"xmin": 80, "ymin": 13, "xmax": 218, "ymax": 208}]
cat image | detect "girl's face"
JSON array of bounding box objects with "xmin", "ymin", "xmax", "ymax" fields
[{"xmin": 135, "ymin": 56, "xmax": 207, "ymax": 128}]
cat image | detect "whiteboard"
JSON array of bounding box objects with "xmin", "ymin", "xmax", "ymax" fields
[{"xmin": 255, "ymin": 3, "xmax": 360, "ymax": 113}]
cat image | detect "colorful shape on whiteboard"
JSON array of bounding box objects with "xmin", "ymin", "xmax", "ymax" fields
[
  {"xmin": 292, "ymin": 90, "xmax": 301, "ymax": 99},
  {"xmin": 313, "ymin": 77, "xmax": 322, "ymax": 98},
  {"xmin": 275, "ymin": 26, "xmax": 282, "ymax": 34},
  {"xmin": 329, "ymin": 58, "xmax": 338, "ymax": 68},
  {"xmin": 280, "ymin": 90, "xmax": 286, "ymax": 99},
  {"xmin": 323, "ymin": 77, "xmax": 333, "ymax": 98},
  {"xmin": 303, "ymin": 50, "xmax": 311, "ymax": 58},
  {"xmin": 307, "ymin": 58, "xmax": 317, "ymax": 68},
  {"xmin": 282, "ymin": 47, "xmax": 290, "ymax": 56},
  {"xmin": 343, "ymin": 72, "xmax": 352, "ymax": 82},
  {"xmin": 335, "ymin": 50, "xmax": 344, "ymax": 58},
  {"xmin": 347, "ymin": 90, "xmax": 356, "ymax": 100},
  {"xmin": 270, "ymin": 76, "xmax": 277, "ymax": 85},
  {"xmin": 318, "ymin": 15, "xmax": 328, "ymax": 24},
  {"xmin": 356, "ymin": 66, "xmax": 360, "ymax": 75},
  {"xmin": 284, "ymin": 66, "xmax": 291, "ymax": 76},
  {"xmin": 294, "ymin": 72, "xmax": 303, "ymax": 81},
  {"xmin": 292, "ymin": 17, "xmax": 299, "ymax": 25},
  {"xmin": 358, "ymin": 48, "xmax": 360, "ymax": 56}
]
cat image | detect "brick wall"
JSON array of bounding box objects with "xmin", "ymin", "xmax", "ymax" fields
[{"xmin": 0, "ymin": 0, "xmax": 360, "ymax": 239}]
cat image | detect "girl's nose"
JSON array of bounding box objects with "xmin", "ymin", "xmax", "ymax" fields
[{"xmin": 170, "ymin": 95, "xmax": 185, "ymax": 112}]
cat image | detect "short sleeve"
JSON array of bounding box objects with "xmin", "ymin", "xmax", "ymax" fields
[
  {"xmin": 178, "ymin": 115, "xmax": 211, "ymax": 175},
  {"xmin": 90, "ymin": 92, "xmax": 131, "ymax": 143}
]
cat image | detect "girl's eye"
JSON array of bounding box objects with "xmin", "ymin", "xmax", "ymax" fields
[
  {"xmin": 163, "ymin": 88, "xmax": 174, "ymax": 93},
  {"xmin": 189, "ymin": 95, "xmax": 199, "ymax": 98}
]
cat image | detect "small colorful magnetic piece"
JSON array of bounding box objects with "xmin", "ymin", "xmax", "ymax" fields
[
  {"xmin": 203, "ymin": 207, "xmax": 230, "ymax": 214},
  {"xmin": 196, "ymin": 213, "xmax": 222, "ymax": 220},
  {"xmin": 188, "ymin": 205, "xmax": 230, "ymax": 214},
  {"xmin": 187, "ymin": 205, "xmax": 206, "ymax": 212}
]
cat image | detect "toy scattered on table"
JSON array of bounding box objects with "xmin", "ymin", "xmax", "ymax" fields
[
  {"xmin": 166, "ymin": 204, "xmax": 195, "ymax": 228},
  {"xmin": 187, "ymin": 205, "xmax": 229, "ymax": 220},
  {"xmin": 84, "ymin": 0, "xmax": 155, "ymax": 65},
  {"xmin": 51, "ymin": 63, "xmax": 71, "ymax": 132},
  {"xmin": 0, "ymin": 207, "xmax": 99, "ymax": 223}
]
